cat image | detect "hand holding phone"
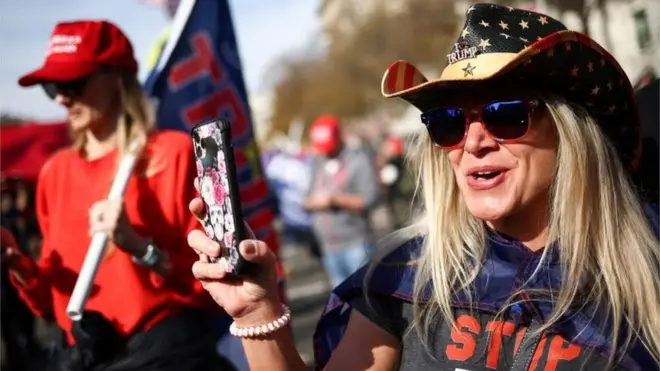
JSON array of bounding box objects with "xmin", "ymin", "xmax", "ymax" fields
[{"xmin": 191, "ymin": 118, "xmax": 251, "ymax": 275}]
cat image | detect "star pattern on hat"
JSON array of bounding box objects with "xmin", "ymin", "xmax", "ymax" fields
[
  {"xmin": 571, "ymin": 66, "xmax": 580, "ymax": 76},
  {"xmin": 462, "ymin": 62, "xmax": 476, "ymax": 77},
  {"xmin": 393, "ymin": 3, "xmax": 642, "ymax": 168},
  {"xmin": 461, "ymin": 62, "xmax": 477, "ymax": 77}
]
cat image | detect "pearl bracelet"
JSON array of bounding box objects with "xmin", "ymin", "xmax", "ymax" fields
[{"xmin": 229, "ymin": 305, "xmax": 292, "ymax": 338}]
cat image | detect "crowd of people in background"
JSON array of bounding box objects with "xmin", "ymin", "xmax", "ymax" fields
[{"xmin": 0, "ymin": 107, "xmax": 414, "ymax": 370}]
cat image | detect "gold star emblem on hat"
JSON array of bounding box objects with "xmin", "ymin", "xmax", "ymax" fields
[
  {"xmin": 480, "ymin": 20, "xmax": 490, "ymax": 27},
  {"xmin": 498, "ymin": 21, "xmax": 509, "ymax": 30},
  {"xmin": 500, "ymin": 33, "xmax": 511, "ymax": 39},
  {"xmin": 462, "ymin": 62, "xmax": 476, "ymax": 77},
  {"xmin": 538, "ymin": 16, "xmax": 548, "ymax": 25},
  {"xmin": 591, "ymin": 85, "xmax": 600, "ymax": 95},
  {"xmin": 571, "ymin": 66, "xmax": 579, "ymax": 76},
  {"xmin": 478, "ymin": 38, "xmax": 491, "ymax": 50},
  {"xmin": 587, "ymin": 62, "xmax": 594, "ymax": 72},
  {"xmin": 519, "ymin": 20, "xmax": 529, "ymax": 29},
  {"xmin": 461, "ymin": 28, "xmax": 470, "ymax": 38}
]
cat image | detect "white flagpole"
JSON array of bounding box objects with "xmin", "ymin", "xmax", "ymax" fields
[{"xmin": 66, "ymin": 142, "xmax": 140, "ymax": 321}]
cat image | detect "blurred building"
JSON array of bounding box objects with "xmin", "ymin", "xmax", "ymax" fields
[{"xmin": 544, "ymin": 0, "xmax": 658, "ymax": 84}]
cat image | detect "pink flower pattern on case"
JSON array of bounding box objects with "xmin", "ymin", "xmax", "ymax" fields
[{"xmin": 192, "ymin": 123, "xmax": 239, "ymax": 273}]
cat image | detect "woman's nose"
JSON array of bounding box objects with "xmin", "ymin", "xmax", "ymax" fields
[
  {"xmin": 54, "ymin": 93, "xmax": 71, "ymax": 106},
  {"xmin": 463, "ymin": 120, "xmax": 497, "ymax": 154}
]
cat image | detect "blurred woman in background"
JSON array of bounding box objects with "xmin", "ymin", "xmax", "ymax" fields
[{"xmin": 4, "ymin": 20, "xmax": 230, "ymax": 371}]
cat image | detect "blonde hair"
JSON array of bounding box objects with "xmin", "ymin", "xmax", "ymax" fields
[
  {"xmin": 72, "ymin": 69, "xmax": 155, "ymax": 159},
  {"xmin": 371, "ymin": 98, "xmax": 660, "ymax": 365},
  {"xmin": 72, "ymin": 70, "xmax": 157, "ymax": 258}
]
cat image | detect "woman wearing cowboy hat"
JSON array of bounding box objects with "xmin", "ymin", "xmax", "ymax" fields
[{"xmin": 186, "ymin": 3, "xmax": 659, "ymax": 370}]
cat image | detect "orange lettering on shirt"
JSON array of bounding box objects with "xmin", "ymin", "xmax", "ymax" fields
[
  {"xmin": 446, "ymin": 315, "xmax": 481, "ymax": 361},
  {"xmin": 544, "ymin": 335, "xmax": 581, "ymax": 371},
  {"xmin": 485, "ymin": 320, "xmax": 516, "ymax": 369},
  {"xmin": 527, "ymin": 336, "xmax": 547, "ymax": 371},
  {"xmin": 513, "ymin": 327, "xmax": 527, "ymax": 356}
]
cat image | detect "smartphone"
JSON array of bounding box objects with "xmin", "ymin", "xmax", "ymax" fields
[{"xmin": 191, "ymin": 118, "xmax": 250, "ymax": 275}]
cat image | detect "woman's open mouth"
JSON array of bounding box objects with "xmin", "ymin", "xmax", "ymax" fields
[{"xmin": 466, "ymin": 167, "xmax": 508, "ymax": 190}]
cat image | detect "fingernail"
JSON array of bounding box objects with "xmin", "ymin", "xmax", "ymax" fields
[
  {"xmin": 208, "ymin": 243, "xmax": 219, "ymax": 251},
  {"xmin": 218, "ymin": 257, "xmax": 227, "ymax": 272},
  {"xmin": 244, "ymin": 241, "xmax": 255, "ymax": 255}
]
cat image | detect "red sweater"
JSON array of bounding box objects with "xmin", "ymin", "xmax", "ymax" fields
[{"xmin": 10, "ymin": 130, "xmax": 215, "ymax": 344}]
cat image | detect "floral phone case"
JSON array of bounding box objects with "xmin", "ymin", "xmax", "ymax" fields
[{"xmin": 191, "ymin": 118, "xmax": 249, "ymax": 275}]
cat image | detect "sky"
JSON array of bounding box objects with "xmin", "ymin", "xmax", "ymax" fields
[{"xmin": 0, "ymin": 0, "xmax": 320, "ymax": 120}]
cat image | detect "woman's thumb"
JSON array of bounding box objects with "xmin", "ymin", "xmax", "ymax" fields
[{"xmin": 239, "ymin": 239, "xmax": 274, "ymax": 265}]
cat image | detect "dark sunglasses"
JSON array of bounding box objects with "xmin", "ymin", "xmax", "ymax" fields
[
  {"xmin": 421, "ymin": 99, "xmax": 541, "ymax": 149},
  {"xmin": 41, "ymin": 75, "xmax": 92, "ymax": 100}
]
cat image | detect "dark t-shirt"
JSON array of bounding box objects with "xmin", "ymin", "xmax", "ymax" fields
[
  {"xmin": 350, "ymin": 293, "xmax": 633, "ymax": 371},
  {"xmin": 351, "ymin": 293, "xmax": 408, "ymax": 340}
]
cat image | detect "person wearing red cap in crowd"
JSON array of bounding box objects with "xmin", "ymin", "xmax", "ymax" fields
[
  {"xmin": 302, "ymin": 114, "xmax": 380, "ymax": 288},
  {"xmin": 5, "ymin": 20, "xmax": 232, "ymax": 370}
]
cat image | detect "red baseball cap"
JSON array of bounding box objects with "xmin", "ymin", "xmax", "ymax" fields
[
  {"xmin": 386, "ymin": 135, "xmax": 404, "ymax": 156},
  {"xmin": 18, "ymin": 20, "xmax": 138, "ymax": 87},
  {"xmin": 309, "ymin": 114, "xmax": 341, "ymax": 155}
]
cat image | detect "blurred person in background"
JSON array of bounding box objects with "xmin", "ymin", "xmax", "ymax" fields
[
  {"xmin": 379, "ymin": 135, "xmax": 410, "ymax": 229},
  {"xmin": 4, "ymin": 20, "xmax": 231, "ymax": 371},
  {"xmin": 263, "ymin": 142, "xmax": 321, "ymax": 261},
  {"xmin": 1, "ymin": 181, "xmax": 45, "ymax": 371},
  {"xmin": 184, "ymin": 4, "xmax": 659, "ymax": 370},
  {"xmin": 303, "ymin": 114, "xmax": 380, "ymax": 288}
]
